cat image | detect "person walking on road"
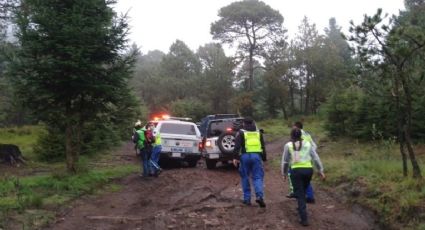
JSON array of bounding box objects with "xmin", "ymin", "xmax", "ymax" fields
[
  {"xmin": 281, "ymin": 128, "xmax": 325, "ymax": 226},
  {"xmin": 287, "ymin": 121, "xmax": 317, "ymax": 203},
  {"xmin": 233, "ymin": 118, "xmax": 267, "ymax": 208}
]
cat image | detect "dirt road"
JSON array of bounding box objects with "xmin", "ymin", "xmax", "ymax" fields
[{"xmin": 46, "ymin": 139, "xmax": 377, "ymax": 230}]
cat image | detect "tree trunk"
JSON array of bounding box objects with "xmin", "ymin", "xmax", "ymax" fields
[
  {"xmin": 289, "ymin": 77, "xmax": 295, "ymax": 115},
  {"xmin": 281, "ymin": 105, "xmax": 288, "ymax": 120},
  {"xmin": 279, "ymin": 96, "xmax": 288, "ymax": 120},
  {"xmin": 74, "ymin": 121, "xmax": 82, "ymax": 170},
  {"xmin": 304, "ymin": 72, "xmax": 310, "ymax": 115},
  {"xmin": 399, "ymin": 131, "xmax": 408, "ymax": 177},
  {"xmin": 404, "ymin": 125, "xmax": 422, "ymax": 178},
  {"xmin": 248, "ymin": 47, "xmax": 254, "ymax": 91},
  {"xmin": 299, "ymin": 87, "xmax": 303, "ymax": 114},
  {"xmin": 394, "ymin": 70, "xmax": 409, "ymax": 177},
  {"xmin": 400, "ymin": 73, "xmax": 421, "ymax": 178},
  {"xmin": 65, "ymin": 124, "xmax": 77, "ymax": 173}
]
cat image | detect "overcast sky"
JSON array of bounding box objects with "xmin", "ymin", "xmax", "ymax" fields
[{"xmin": 114, "ymin": 0, "xmax": 405, "ymax": 55}]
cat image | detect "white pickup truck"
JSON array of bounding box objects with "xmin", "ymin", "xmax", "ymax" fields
[{"xmin": 154, "ymin": 120, "xmax": 202, "ymax": 167}]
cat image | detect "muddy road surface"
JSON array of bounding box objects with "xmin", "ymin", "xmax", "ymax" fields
[{"xmin": 46, "ymin": 140, "xmax": 376, "ymax": 230}]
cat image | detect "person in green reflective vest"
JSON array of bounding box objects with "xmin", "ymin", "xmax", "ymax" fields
[
  {"xmin": 281, "ymin": 128, "xmax": 325, "ymax": 226},
  {"xmin": 287, "ymin": 121, "xmax": 317, "ymax": 203},
  {"xmin": 233, "ymin": 118, "xmax": 267, "ymax": 208},
  {"xmin": 133, "ymin": 122, "xmax": 149, "ymax": 178}
]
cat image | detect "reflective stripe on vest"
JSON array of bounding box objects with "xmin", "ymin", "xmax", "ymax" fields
[
  {"xmin": 136, "ymin": 129, "xmax": 146, "ymax": 149},
  {"xmin": 244, "ymin": 131, "xmax": 262, "ymax": 153},
  {"xmin": 289, "ymin": 141, "xmax": 312, "ymax": 168}
]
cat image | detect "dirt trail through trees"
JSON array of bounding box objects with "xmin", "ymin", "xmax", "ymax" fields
[{"xmin": 46, "ymin": 139, "xmax": 377, "ymax": 230}]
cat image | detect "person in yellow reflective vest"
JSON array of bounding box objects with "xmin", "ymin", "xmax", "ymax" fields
[
  {"xmin": 150, "ymin": 128, "xmax": 162, "ymax": 177},
  {"xmin": 287, "ymin": 121, "xmax": 317, "ymax": 203},
  {"xmin": 282, "ymin": 128, "xmax": 325, "ymax": 226},
  {"xmin": 233, "ymin": 118, "xmax": 267, "ymax": 208}
]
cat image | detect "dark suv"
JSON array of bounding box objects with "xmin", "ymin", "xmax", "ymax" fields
[
  {"xmin": 199, "ymin": 114, "xmax": 239, "ymax": 137},
  {"xmin": 200, "ymin": 116, "xmax": 248, "ymax": 169}
]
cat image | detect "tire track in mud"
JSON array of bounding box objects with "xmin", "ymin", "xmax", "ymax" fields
[{"xmin": 46, "ymin": 141, "xmax": 377, "ymax": 230}]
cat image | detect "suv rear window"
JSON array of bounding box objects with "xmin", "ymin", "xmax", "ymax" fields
[
  {"xmin": 207, "ymin": 119, "xmax": 243, "ymax": 137},
  {"xmin": 160, "ymin": 123, "xmax": 196, "ymax": 135}
]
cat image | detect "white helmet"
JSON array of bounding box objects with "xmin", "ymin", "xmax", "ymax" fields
[{"xmin": 134, "ymin": 120, "xmax": 142, "ymax": 127}]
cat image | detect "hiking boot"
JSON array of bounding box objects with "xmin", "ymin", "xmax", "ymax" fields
[
  {"xmin": 141, "ymin": 176, "xmax": 152, "ymax": 180},
  {"xmin": 299, "ymin": 220, "xmax": 309, "ymax": 226},
  {"xmin": 286, "ymin": 193, "xmax": 297, "ymax": 199},
  {"xmin": 242, "ymin": 200, "xmax": 251, "ymax": 206},
  {"xmin": 306, "ymin": 198, "xmax": 315, "ymax": 204},
  {"xmin": 255, "ymin": 198, "xmax": 266, "ymax": 208}
]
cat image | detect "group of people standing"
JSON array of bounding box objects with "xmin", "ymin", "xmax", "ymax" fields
[
  {"xmin": 133, "ymin": 121, "xmax": 162, "ymax": 178},
  {"xmin": 132, "ymin": 117, "xmax": 324, "ymax": 227},
  {"xmin": 232, "ymin": 118, "xmax": 325, "ymax": 227}
]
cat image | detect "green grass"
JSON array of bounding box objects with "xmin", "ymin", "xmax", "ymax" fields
[
  {"xmin": 257, "ymin": 118, "xmax": 291, "ymax": 141},
  {"xmin": 0, "ymin": 165, "xmax": 138, "ymax": 228},
  {"xmin": 258, "ymin": 116, "xmax": 327, "ymax": 142},
  {"xmin": 0, "ymin": 165, "xmax": 138, "ymax": 210},
  {"xmin": 0, "ymin": 125, "xmax": 139, "ymax": 229},
  {"xmin": 309, "ymin": 123, "xmax": 425, "ymax": 229},
  {"xmin": 260, "ymin": 117, "xmax": 425, "ymax": 229},
  {"xmin": 0, "ymin": 125, "xmax": 45, "ymax": 160}
]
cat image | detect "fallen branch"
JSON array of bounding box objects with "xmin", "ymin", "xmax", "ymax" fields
[{"xmin": 85, "ymin": 215, "xmax": 143, "ymax": 221}]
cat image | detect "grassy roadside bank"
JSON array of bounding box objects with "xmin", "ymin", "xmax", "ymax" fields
[
  {"xmin": 259, "ymin": 118, "xmax": 425, "ymax": 229},
  {"xmin": 0, "ymin": 126, "xmax": 138, "ymax": 229}
]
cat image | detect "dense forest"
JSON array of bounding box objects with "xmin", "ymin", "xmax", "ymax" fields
[{"xmin": 0, "ymin": 0, "xmax": 424, "ymax": 177}]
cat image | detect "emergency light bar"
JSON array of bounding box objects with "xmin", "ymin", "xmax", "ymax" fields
[{"xmin": 168, "ymin": 116, "xmax": 193, "ymax": 121}]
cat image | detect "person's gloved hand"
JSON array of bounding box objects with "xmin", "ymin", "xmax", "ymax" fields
[
  {"xmin": 232, "ymin": 159, "xmax": 240, "ymax": 167},
  {"xmin": 261, "ymin": 152, "xmax": 267, "ymax": 161}
]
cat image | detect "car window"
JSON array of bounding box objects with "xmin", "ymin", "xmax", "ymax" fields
[
  {"xmin": 207, "ymin": 120, "xmax": 242, "ymax": 137},
  {"xmin": 160, "ymin": 123, "xmax": 197, "ymax": 135}
]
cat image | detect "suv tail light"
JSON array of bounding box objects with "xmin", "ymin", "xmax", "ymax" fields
[
  {"xmin": 205, "ymin": 140, "xmax": 212, "ymax": 147},
  {"xmin": 198, "ymin": 142, "xmax": 204, "ymax": 151}
]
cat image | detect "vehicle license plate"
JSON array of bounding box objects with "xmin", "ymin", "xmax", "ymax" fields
[
  {"xmin": 179, "ymin": 141, "xmax": 193, "ymax": 147},
  {"xmin": 172, "ymin": 152, "xmax": 182, "ymax": 158},
  {"xmin": 171, "ymin": 147, "xmax": 185, "ymax": 152},
  {"xmin": 209, "ymin": 154, "xmax": 219, "ymax": 159}
]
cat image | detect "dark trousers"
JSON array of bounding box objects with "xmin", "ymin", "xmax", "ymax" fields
[{"xmin": 290, "ymin": 168, "xmax": 313, "ymax": 222}]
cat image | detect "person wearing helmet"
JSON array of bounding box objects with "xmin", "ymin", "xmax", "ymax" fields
[{"xmin": 132, "ymin": 120, "xmax": 142, "ymax": 155}]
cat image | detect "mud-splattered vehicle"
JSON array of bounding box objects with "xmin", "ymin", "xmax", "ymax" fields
[
  {"xmin": 199, "ymin": 115, "xmax": 248, "ymax": 169},
  {"xmin": 154, "ymin": 119, "xmax": 202, "ymax": 167}
]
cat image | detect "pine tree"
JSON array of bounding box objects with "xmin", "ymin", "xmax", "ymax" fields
[{"xmin": 10, "ymin": 0, "xmax": 137, "ymax": 172}]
